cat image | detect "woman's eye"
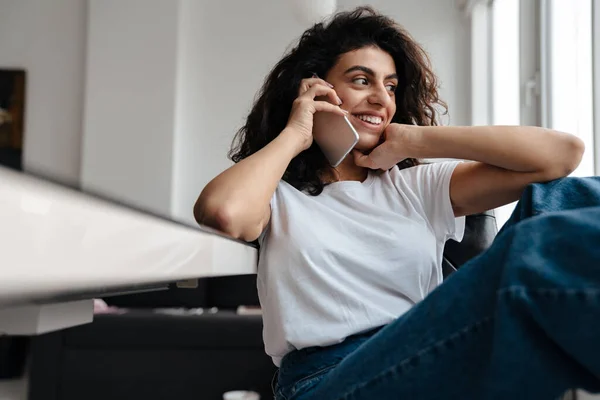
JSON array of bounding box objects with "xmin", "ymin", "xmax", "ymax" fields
[
  {"xmin": 353, "ymin": 77, "xmax": 368, "ymax": 85},
  {"xmin": 386, "ymin": 84, "xmax": 397, "ymax": 92}
]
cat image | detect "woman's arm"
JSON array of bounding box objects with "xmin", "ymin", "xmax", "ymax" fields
[
  {"xmin": 194, "ymin": 128, "xmax": 304, "ymax": 241},
  {"xmin": 354, "ymin": 125, "xmax": 585, "ymax": 217},
  {"xmin": 411, "ymin": 125, "xmax": 583, "ymax": 177},
  {"xmin": 415, "ymin": 125, "xmax": 584, "ymax": 217},
  {"xmin": 195, "ymin": 77, "xmax": 346, "ymax": 241}
]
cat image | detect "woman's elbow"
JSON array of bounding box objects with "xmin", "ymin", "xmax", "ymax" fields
[
  {"xmin": 194, "ymin": 198, "xmax": 259, "ymax": 241},
  {"xmin": 545, "ymin": 135, "xmax": 585, "ymax": 179},
  {"xmin": 561, "ymin": 135, "xmax": 585, "ymax": 175},
  {"xmin": 194, "ymin": 197, "xmax": 235, "ymax": 234}
]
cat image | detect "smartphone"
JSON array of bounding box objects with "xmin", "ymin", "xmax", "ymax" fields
[{"xmin": 312, "ymin": 112, "xmax": 360, "ymax": 167}]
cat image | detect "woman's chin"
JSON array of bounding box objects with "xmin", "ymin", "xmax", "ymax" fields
[{"xmin": 354, "ymin": 137, "xmax": 382, "ymax": 153}]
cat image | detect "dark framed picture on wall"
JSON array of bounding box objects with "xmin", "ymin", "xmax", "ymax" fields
[{"xmin": 0, "ymin": 69, "xmax": 26, "ymax": 171}]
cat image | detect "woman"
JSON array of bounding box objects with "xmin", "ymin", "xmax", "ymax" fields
[{"xmin": 195, "ymin": 7, "xmax": 600, "ymax": 400}]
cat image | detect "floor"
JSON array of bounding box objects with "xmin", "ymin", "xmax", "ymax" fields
[
  {"xmin": 0, "ymin": 376, "xmax": 27, "ymax": 400},
  {"xmin": 579, "ymin": 390, "xmax": 600, "ymax": 400}
]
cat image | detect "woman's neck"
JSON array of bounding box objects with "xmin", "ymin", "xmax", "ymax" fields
[{"xmin": 323, "ymin": 156, "xmax": 369, "ymax": 183}]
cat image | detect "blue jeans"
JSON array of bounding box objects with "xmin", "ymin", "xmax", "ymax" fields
[{"xmin": 274, "ymin": 177, "xmax": 600, "ymax": 400}]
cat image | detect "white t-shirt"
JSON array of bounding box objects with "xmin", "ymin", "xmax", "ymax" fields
[{"xmin": 257, "ymin": 161, "xmax": 465, "ymax": 366}]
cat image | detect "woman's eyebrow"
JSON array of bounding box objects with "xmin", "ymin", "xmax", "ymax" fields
[{"xmin": 343, "ymin": 65, "xmax": 398, "ymax": 80}]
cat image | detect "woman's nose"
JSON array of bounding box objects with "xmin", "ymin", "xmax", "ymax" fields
[{"xmin": 368, "ymin": 84, "xmax": 392, "ymax": 107}]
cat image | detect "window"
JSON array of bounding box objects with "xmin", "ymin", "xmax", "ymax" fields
[
  {"xmin": 491, "ymin": 0, "xmax": 520, "ymax": 227},
  {"xmin": 492, "ymin": 0, "xmax": 520, "ymax": 127},
  {"xmin": 546, "ymin": 0, "xmax": 594, "ymax": 177},
  {"xmin": 467, "ymin": 0, "xmax": 596, "ymax": 227}
]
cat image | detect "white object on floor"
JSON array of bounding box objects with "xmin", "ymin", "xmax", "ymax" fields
[
  {"xmin": 223, "ymin": 391, "xmax": 260, "ymax": 400},
  {"xmin": 236, "ymin": 305, "xmax": 263, "ymax": 316},
  {"xmin": 578, "ymin": 390, "xmax": 600, "ymax": 399}
]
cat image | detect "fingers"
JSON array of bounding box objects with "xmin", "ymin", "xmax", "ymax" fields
[
  {"xmin": 313, "ymin": 100, "xmax": 348, "ymax": 117},
  {"xmin": 352, "ymin": 150, "xmax": 377, "ymax": 169},
  {"xmin": 298, "ymin": 77, "xmax": 333, "ymax": 96},
  {"xmin": 353, "ymin": 146, "xmax": 398, "ymax": 170},
  {"xmin": 298, "ymin": 78, "xmax": 343, "ymax": 105},
  {"xmin": 302, "ymin": 84, "xmax": 342, "ymax": 106}
]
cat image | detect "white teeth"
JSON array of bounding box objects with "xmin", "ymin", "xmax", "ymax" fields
[{"xmin": 356, "ymin": 114, "xmax": 382, "ymax": 125}]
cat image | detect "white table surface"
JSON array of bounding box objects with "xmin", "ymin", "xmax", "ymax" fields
[{"xmin": 0, "ymin": 166, "xmax": 258, "ymax": 335}]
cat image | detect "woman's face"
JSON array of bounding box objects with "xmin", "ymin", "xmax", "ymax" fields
[{"xmin": 324, "ymin": 46, "xmax": 398, "ymax": 152}]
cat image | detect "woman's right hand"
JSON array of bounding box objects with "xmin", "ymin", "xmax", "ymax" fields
[{"xmin": 284, "ymin": 77, "xmax": 348, "ymax": 152}]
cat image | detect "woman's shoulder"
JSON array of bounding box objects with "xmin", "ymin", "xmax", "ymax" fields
[
  {"xmin": 269, "ymin": 179, "xmax": 313, "ymax": 206},
  {"xmin": 276, "ymin": 179, "xmax": 306, "ymax": 195},
  {"xmin": 390, "ymin": 161, "xmax": 462, "ymax": 180},
  {"xmin": 384, "ymin": 161, "xmax": 463, "ymax": 199}
]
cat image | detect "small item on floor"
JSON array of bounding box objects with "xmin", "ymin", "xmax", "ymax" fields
[
  {"xmin": 175, "ymin": 278, "xmax": 198, "ymax": 288},
  {"xmin": 222, "ymin": 390, "xmax": 260, "ymax": 400},
  {"xmin": 236, "ymin": 305, "xmax": 262, "ymax": 315},
  {"xmin": 152, "ymin": 307, "xmax": 204, "ymax": 316},
  {"xmin": 93, "ymin": 298, "xmax": 128, "ymax": 314}
]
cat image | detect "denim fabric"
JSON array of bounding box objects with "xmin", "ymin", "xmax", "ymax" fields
[{"xmin": 274, "ymin": 177, "xmax": 600, "ymax": 400}]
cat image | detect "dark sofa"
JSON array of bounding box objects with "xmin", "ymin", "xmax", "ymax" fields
[{"xmin": 28, "ymin": 275, "xmax": 276, "ymax": 400}]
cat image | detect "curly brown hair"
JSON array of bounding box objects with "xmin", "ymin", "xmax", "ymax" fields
[{"xmin": 229, "ymin": 6, "xmax": 447, "ymax": 195}]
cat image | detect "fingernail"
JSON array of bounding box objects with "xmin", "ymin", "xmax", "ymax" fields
[
  {"xmin": 311, "ymin": 72, "xmax": 318, "ymax": 78},
  {"xmin": 337, "ymin": 96, "xmax": 343, "ymax": 105},
  {"xmin": 327, "ymin": 82, "xmax": 334, "ymax": 88}
]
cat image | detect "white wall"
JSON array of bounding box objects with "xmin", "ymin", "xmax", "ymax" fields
[
  {"xmin": 171, "ymin": 0, "xmax": 309, "ymax": 221},
  {"xmin": 171, "ymin": 0, "xmax": 471, "ymax": 223},
  {"xmin": 0, "ymin": 0, "xmax": 86, "ymax": 186},
  {"xmin": 81, "ymin": 0, "xmax": 180, "ymax": 215}
]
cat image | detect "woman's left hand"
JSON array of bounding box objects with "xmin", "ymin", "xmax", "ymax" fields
[{"xmin": 352, "ymin": 123, "xmax": 419, "ymax": 170}]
